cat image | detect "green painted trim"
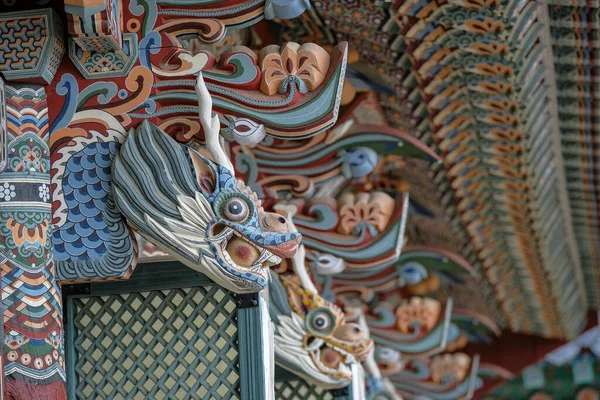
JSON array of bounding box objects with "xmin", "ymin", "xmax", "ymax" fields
[
  {"xmin": 82, "ymin": 261, "xmax": 214, "ymax": 296},
  {"xmin": 330, "ymin": 386, "xmax": 351, "ymax": 400},
  {"xmin": 275, "ymin": 367, "xmax": 301, "ymax": 382},
  {"xmin": 65, "ymin": 296, "xmax": 77, "ymax": 400},
  {"xmin": 238, "ymin": 292, "xmax": 269, "ymax": 400}
]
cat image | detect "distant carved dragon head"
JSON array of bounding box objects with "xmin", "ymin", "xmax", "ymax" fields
[{"xmin": 269, "ymin": 271, "xmax": 373, "ymax": 388}]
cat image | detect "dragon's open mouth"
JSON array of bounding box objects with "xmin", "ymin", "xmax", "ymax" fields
[
  {"xmin": 211, "ymin": 225, "xmax": 284, "ymax": 271},
  {"xmin": 303, "ymin": 334, "xmax": 374, "ymax": 381},
  {"xmin": 303, "ymin": 337, "xmax": 354, "ymax": 379},
  {"xmin": 311, "ymin": 342, "xmax": 353, "ymax": 379}
]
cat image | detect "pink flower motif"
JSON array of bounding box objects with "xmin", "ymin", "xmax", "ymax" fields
[
  {"xmin": 338, "ymin": 191, "xmax": 395, "ymax": 235},
  {"xmin": 259, "ymin": 42, "xmax": 330, "ymax": 96},
  {"xmin": 395, "ymin": 297, "xmax": 441, "ymax": 334},
  {"xmin": 429, "ymin": 353, "xmax": 471, "ymax": 384}
]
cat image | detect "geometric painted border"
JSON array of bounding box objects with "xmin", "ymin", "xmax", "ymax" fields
[{"xmin": 69, "ymin": 33, "xmax": 138, "ymax": 80}]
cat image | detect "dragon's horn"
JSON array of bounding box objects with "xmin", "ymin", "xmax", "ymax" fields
[
  {"xmin": 351, "ymin": 307, "xmax": 380, "ymax": 378},
  {"xmin": 195, "ymin": 73, "xmax": 235, "ymax": 174},
  {"xmin": 273, "ymin": 203, "xmax": 318, "ymax": 294}
]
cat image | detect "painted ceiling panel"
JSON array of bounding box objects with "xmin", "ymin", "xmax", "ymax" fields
[
  {"xmin": 276, "ymin": 0, "xmax": 590, "ymax": 339},
  {"xmin": 548, "ymin": 3, "xmax": 600, "ymax": 310}
]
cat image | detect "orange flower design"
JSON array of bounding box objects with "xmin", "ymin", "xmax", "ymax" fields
[
  {"xmin": 7, "ymin": 218, "xmax": 48, "ymax": 247},
  {"xmin": 259, "ymin": 42, "xmax": 330, "ymax": 96},
  {"xmin": 395, "ymin": 297, "xmax": 442, "ymax": 334},
  {"xmin": 338, "ymin": 192, "xmax": 395, "ymax": 235},
  {"xmin": 430, "ymin": 353, "xmax": 471, "ymax": 384}
]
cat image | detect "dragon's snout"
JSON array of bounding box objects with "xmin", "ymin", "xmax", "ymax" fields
[{"xmin": 267, "ymin": 235, "xmax": 302, "ymax": 259}]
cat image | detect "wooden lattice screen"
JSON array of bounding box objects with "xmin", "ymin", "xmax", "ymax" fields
[
  {"xmin": 64, "ymin": 262, "xmax": 269, "ymax": 400},
  {"xmin": 275, "ymin": 380, "xmax": 334, "ymax": 400},
  {"xmin": 274, "ymin": 369, "xmax": 352, "ymax": 400}
]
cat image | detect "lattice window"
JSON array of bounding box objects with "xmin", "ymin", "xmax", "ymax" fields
[
  {"xmin": 275, "ymin": 380, "xmax": 333, "ymax": 400},
  {"xmin": 68, "ymin": 286, "xmax": 240, "ymax": 400}
]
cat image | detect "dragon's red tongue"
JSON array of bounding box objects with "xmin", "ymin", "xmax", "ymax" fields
[
  {"xmin": 320, "ymin": 347, "xmax": 342, "ymax": 369},
  {"xmin": 226, "ymin": 236, "xmax": 261, "ymax": 268}
]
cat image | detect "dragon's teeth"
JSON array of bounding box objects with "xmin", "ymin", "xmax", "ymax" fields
[
  {"xmin": 307, "ymin": 338, "xmax": 324, "ymax": 351},
  {"xmin": 256, "ymin": 249, "xmax": 271, "ymax": 264},
  {"xmin": 268, "ymin": 253, "xmax": 282, "ymax": 264},
  {"xmin": 218, "ymin": 228, "xmax": 281, "ymax": 271},
  {"xmin": 324, "ymin": 343, "xmax": 352, "ymax": 364},
  {"xmin": 250, "ymin": 265, "xmax": 264, "ymax": 272},
  {"xmin": 210, "ymin": 227, "xmax": 233, "ymax": 242},
  {"xmin": 231, "ymin": 231, "xmax": 262, "ymax": 249}
]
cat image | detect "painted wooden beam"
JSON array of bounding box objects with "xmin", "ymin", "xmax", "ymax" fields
[{"xmin": 0, "ymin": 84, "xmax": 66, "ymax": 398}]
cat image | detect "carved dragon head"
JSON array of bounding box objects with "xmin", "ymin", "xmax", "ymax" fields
[
  {"xmin": 269, "ymin": 271, "xmax": 373, "ymax": 388},
  {"xmin": 112, "ymin": 120, "xmax": 301, "ymax": 293},
  {"xmin": 112, "ymin": 73, "xmax": 302, "ymax": 293}
]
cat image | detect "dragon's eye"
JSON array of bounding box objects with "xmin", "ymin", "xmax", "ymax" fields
[
  {"xmin": 306, "ymin": 308, "xmax": 336, "ymax": 335},
  {"xmin": 313, "ymin": 314, "xmax": 330, "ymax": 330},
  {"xmin": 223, "ymin": 198, "xmax": 249, "ymax": 222}
]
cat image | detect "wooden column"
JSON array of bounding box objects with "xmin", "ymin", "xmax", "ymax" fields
[
  {"xmin": 0, "ymin": 84, "xmax": 66, "ymax": 399},
  {"xmin": 0, "ymin": 71, "xmax": 6, "ymax": 400}
]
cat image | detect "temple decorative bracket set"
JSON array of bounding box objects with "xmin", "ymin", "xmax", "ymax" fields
[{"xmin": 1, "ymin": 1, "xmax": 600, "ymax": 399}]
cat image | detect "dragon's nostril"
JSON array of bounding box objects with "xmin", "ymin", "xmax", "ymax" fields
[{"xmin": 278, "ymin": 216, "xmax": 286, "ymax": 224}]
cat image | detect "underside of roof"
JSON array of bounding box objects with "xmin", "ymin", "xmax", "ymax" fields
[{"xmin": 276, "ymin": 0, "xmax": 599, "ymax": 339}]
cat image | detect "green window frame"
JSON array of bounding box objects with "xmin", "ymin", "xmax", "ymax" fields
[{"xmin": 63, "ymin": 261, "xmax": 271, "ymax": 400}]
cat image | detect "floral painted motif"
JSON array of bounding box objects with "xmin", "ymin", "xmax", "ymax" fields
[
  {"xmin": 5, "ymin": 330, "xmax": 29, "ymax": 350},
  {"xmin": 11, "ymin": 137, "xmax": 49, "ymax": 174},
  {"xmin": 2, "ymin": 182, "xmax": 15, "ymax": 201},
  {"xmin": 6, "ymin": 218, "xmax": 49, "ymax": 248},
  {"xmin": 337, "ymin": 191, "xmax": 395, "ymax": 235},
  {"xmin": 38, "ymin": 184, "xmax": 49, "ymax": 202},
  {"xmin": 395, "ymin": 297, "xmax": 442, "ymax": 334},
  {"xmin": 259, "ymin": 42, "xmax": 331, "ymax": 95},
  {"xmin": 429, "ymin": 353, "xmax": 471, "ymax": 384},
  {"xmin": 17, "ymin": 151, "xmax": 43, "ymax": 172},
  {"xmin": 1, "ymin": 211, "xmax": 52, "ymax": 268}
]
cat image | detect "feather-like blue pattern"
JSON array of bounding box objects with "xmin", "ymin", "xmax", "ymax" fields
[{"xmin": 54, "ymin": 141, "xmax": 135, "ymax": 281}]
